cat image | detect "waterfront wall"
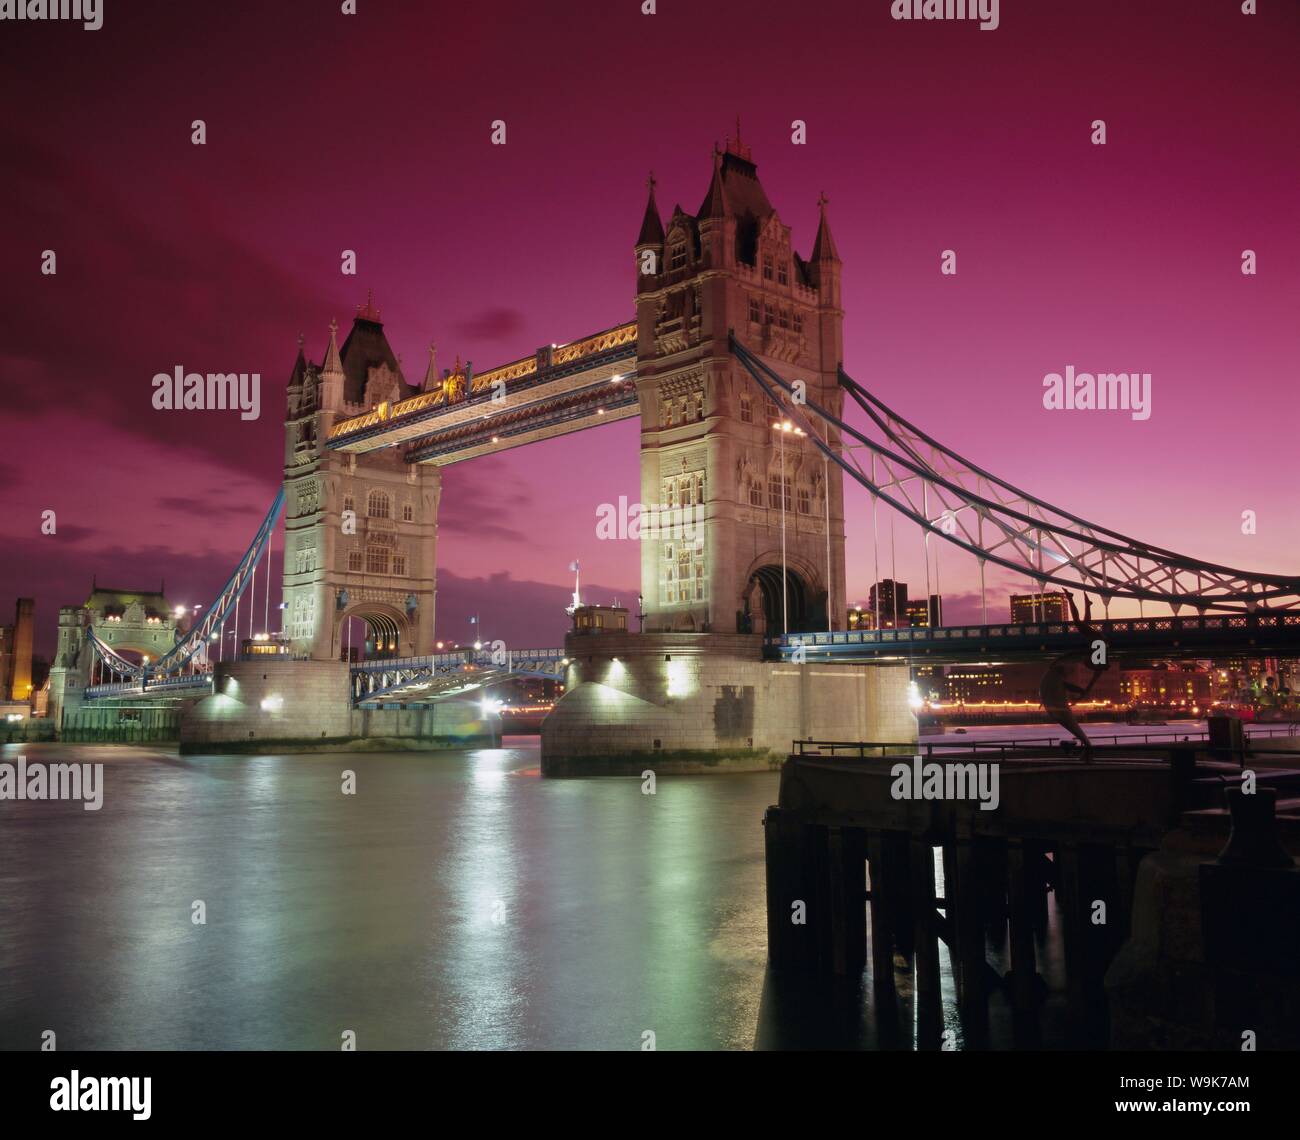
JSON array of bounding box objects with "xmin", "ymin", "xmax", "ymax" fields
[
  {"xmin": 179, "ymin": 660, "xmax": 494, "ymax": 753},
  {"xmin": 540, "ymin": 632, "xmax": 916, "ymax": 775}
]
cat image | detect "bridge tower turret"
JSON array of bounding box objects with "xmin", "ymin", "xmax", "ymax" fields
[
  {"xmin": 282, "ymin": 297, "xmax": 441, "ymax": 662},
  {"xmin": 633, "ymin": 133, "xmax": 847, "ymax": 635}
]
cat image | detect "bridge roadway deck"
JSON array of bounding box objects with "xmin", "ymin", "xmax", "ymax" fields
[{"xmin": 768, "ymin": 611, "xmax": 1300, "ymax": 664}]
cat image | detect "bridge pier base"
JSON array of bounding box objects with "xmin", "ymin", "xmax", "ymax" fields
[
  {"xmin": 539, "ymin": 632, "xmax": 916, "ymax": 776},
  {"xmin": 179, "ymin": 660, "xmax": 494, "ymax": 753}
]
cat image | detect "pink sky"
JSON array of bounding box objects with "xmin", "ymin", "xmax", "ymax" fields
[{"xmin": 1, "ymin": 0, "xmax": 1297, "ymax": 654}]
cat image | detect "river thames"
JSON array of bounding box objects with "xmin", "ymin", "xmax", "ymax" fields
[{"xmin": 0, "ymin": 723, "xmax": 1242, "ymax": 1051}]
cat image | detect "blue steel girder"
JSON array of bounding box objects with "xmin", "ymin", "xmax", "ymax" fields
[
  {"xmin": 87, "ymin": 488, "xmax": 285, "ymax": 683},
  {"xmin": 82, "ymin": 675, "xmax": 215, "ymax": 702},
  {"xmin": 769, "ymin": 612, "xmax": 1300, "ymax": 665},
  {"xmin": 350, "ymin": 648, "xmax": 566, "ymax": 704},
  {"xmin": 729, "ymin": 338, "xmax": 1300, "ymax": 615}
]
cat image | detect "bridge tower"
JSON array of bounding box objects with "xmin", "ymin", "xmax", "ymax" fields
[
  {"xmin": 282, "ymin": 297, "xmax": 440, "ymax": 661},
  {"xmin": 633, "ymin": 133, "xmax": 846, "ymax": 635}
]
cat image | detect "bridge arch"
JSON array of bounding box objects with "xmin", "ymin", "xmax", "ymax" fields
[
  {"xmin": 335, "ymin": 600, "xmax": 411, "ymax": 662},
  {"xmin": 739, "ymin": 551, "xmax": 828, "ymax": 636}
]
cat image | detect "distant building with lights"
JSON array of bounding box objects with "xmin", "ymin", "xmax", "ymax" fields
[
  {"xmin": 1010, "ymin": 591, "xmax": 1070, "ymax": 623},
  {"xmin": 0, "ymin": 597, "xmax": 35, "ymax": 702},
  {"xmin": 905, "ymin": 594, "xmax": 943, "ymax": 628},
  {"xmin": 847, "ymin": 605, "xmax": 875, "ymax": 631},
  {"xmin": 869, "ymin": 579, "xmax": 908, "ymax": 628}
]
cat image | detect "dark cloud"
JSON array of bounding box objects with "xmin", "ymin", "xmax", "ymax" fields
[
  {"xmin": 451, "ymin": 308, "xmax": 527, "ymax": 343},
  {"xmin": 0, "ymin": 126, "xmax": 334, "ymax": 480},
  {"xmin": 157, "ymin": 496, "xmax": 258, "ymax": 519},
  {"xmin": 436, "ymin": 457, "xmax": 537, "ymax": 543}
]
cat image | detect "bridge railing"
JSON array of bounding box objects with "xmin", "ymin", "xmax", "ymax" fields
[
  {"xmin": 768, "ymin": 612, "xmax": 1300, "ymax": 652},
  {"xmin": 84, "ymin": 673, "xmax": 213, "ymax": 700},
  {"xmin": 350, "ymin": 648, "xmax": 567, "ymax": 675}
]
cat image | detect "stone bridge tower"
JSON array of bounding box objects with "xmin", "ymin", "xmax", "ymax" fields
[
  {"xmin": 633, "ymin": 133, "xmax": 847, "ymax": 635},
  {"xmin": 282, "ymin": 296, "xmax": 440, "ymax": 661}
]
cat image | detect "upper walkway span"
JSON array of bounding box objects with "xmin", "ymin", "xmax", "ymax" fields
[{"xmin": 325, "ymin": 321, "xmax": 637, "ymax": 465}]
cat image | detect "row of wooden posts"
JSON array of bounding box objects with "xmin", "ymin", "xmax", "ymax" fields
[{"xmin": 765, "ymin": 809, "xmax": 1150, "ymax": 1047}]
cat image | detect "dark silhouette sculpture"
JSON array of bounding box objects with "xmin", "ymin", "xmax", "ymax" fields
[{"xmin": 1038, "ymin": 592, "xmax": 1111, "ymax": 763}]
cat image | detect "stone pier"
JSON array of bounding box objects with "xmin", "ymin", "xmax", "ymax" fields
[
  {"xmin": 179, "ymin": 659, "xmax": 494, "ymax": 753},
  {"xmin": 540, "ymin": 632, "xmax": 915, "ymax": 776}
]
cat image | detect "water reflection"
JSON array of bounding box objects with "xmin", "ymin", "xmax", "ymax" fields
[{"xmin": 0, "ymin": 739, "xmax": 1076, "ymax": 1050}]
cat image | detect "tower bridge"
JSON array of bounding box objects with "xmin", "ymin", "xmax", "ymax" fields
[{"xmin": 52, "ymin": 131, "xmax": 1300, "ymax": 766}]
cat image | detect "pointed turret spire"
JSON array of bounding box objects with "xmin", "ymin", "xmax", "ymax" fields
[
  {"xmin": 422, "ymin": 342, "xmax": 438, "ymax": 390},
  {"xmin": 288, "ymin": 333, "xmax": 307, "ymax": 385},
  {"xmin": 636, "ymin": 171, "xmax": 665, "ymax": 246},
  {"xmin": 812, "ymin": 192, "xmax": 840, "ymax": 263},
  {"xmin": 698, "ymin": 144, "xmax": 728, "ymax": 220},
  {"xmin": 322, "ymin": 318, "xmax": 343, "ymax": 376}
]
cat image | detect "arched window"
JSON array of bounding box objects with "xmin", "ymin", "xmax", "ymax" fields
[
  {"xmin": 366, "ymin": 544, "xmax": 390, "ymax": 574},
  {"xmin": 367, "ymin": 490, "xmax": 390, "ymax": 519},
  {"xmin": 348, "ymin": 549, "xmax": 363, "ymax": 572},
  {"xmin": 402, "ymin": 503, "xmax": 414, "ymax": 522}
]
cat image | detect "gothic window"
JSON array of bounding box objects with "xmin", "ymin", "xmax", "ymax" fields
[
  {"xmin": 740, "ymin": 394, "xmax": 753, "ymax": 423},
  {"xmin": 348, "ymin": 550, "xmax": 363, "ymax": 572},
  {"xmin": 670, "ymin": 243, "xmax": 687, "ymax": 271},
  {"xmin": 778, "ymin": 261, "xmax": 789, "ymax": 286},
  {"xmin": 768, "ymin": 472, "xmax": 791, "ymax": 512},
  {"xmin": 291, "ymin": 595, "xmax": 316, "ymax": 640},
  {"xmin": 762, "ymin": 255, "xmax": 773, "ymax": 280},
  {"xmin": 367, "ymin": 490, "xmax": 390, "ymax": 519},
  {"xmin": 402, "ymin": 504, "xmax": 414, "ymax": 522},
  {"xmin": 797, "ymin": 486, "xmax": 812, "ymax": 515},
  {"xmin": 660, "ymin": 540, "xmax": 706, "ymax": 605},
  {"xmin": 694, "ymin": 389, "xmax": 704, "ymax": 420},
  {"xmin": 393, "ymin": 554, "xmax": 407, "ymax": 576},
  {"xmin": 763, "ymin": 302, "xmax": 774, "ymax": 326},
  {"xmin": 696, "ymin": 473, "xmax": 706, "ymax": 503},
  {"xmin": 366, "ymin": 544, "xmax": 390, "ymax": 575},
  {"xmin": 794, "ymin": 311, "xmax": 804, "ymax": 335},
  {"xmin": 663, "ymin": 400, "xmax": 674, "ymax": 426},
  {"xmin": 765, "ymin": 399, "xmax": 778, "ymax": 424},
  {"xmin": 779, "ymin": 308, "xmax": 790, "ymax": 330},
  {"xmin": 343, "ymin": 494, "xmax": 355, "ymax": 515},
  {"xmin": 297, "ymin": 480, "xmax": 319, "ymax": 515},
  {"xmin": 678, "ymin": 396, "xmax": 689, "ymax": 423},
  {"xmin": 666, "ymin": 480, "xmax": 676, "ymax": 508},
  {"xmin": 749, "ymin": 480, "xmax": 764, "ymax": 507},
  {"xmin": 749, "ymin": 297, "xmax": 760, "ymax": 323}
]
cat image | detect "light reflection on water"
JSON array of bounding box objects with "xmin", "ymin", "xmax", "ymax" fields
[
  {"xmin": 0, "ymin": 733, "xmax": 1086, "ymax": 1050},
  {"xmin": 0, "ymin": 739, "xmax": 774, "ymax": 1050}
]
